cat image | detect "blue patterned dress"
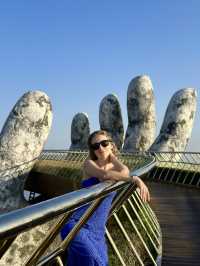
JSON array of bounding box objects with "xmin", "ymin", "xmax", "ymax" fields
[{"xmin": 60, "ymin": 177, "xmax": 116, "ymax": 266}]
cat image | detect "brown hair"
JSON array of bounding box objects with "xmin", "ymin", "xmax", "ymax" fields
[{"xmin": 88, "ymin": 130, "xmax": 118, "ymax": 160}]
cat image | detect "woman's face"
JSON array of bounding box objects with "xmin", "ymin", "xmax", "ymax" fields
[{"xmin": 91, "ymin": 134, "xmax": 112, "ymax": 160}]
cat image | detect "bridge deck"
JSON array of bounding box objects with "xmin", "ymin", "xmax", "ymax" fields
[{"xmin": 147, "ymin": 181, "xmax": 200, "ymax": 266}]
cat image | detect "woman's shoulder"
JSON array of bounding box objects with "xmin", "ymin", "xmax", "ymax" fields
[
  {"xmin": 84, "ymin": 156, "xmax": 96, "ymax": 164},
  {"xmin": 83, "ymin": 157, "xmax": 103, "ymax": 171},
  {"xmin": 82, "ymin": 158, "xmax": 97, "ymax": 180}
]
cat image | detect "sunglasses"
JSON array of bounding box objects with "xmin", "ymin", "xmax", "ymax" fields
[{"xmin": 90, "ymin": 140, "xmax": 112, "ymax": 150}]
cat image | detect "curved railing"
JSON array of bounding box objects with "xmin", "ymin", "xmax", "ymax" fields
[
  {"xmin": 0, "ymin": 151, "xmax": 161, "ymax": 266},
  {"xmin": 147, "ymin": 151, "xmax": 200, "ymax": 187}
]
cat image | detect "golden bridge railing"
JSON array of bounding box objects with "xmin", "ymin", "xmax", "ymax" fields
[
  {"xmin": 0, "ymin": 151, "xmax": 161, "ymax": 266},
  {"xmin": 148, "ymin": 151, "xmax": 200, "ymax": 187}
]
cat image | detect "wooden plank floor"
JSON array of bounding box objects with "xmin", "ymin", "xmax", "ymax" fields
[{"xmin": 147, "ymin": 181, "xmax": 200, "ymax": 266}]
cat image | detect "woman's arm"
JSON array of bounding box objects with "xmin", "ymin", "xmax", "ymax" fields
[
  {"xmin": 104, "ymin": 156, "xmax": 150, "ymax": 202},
  {"xmin": 83, "ymin": 157, "xmax": 150, "ymax": 202},
  {"xmin": 83, "ymin": 157, "xmax": 130, "ymax": 182},
  {"xmin": 109, "ymin": 154, "xmax": 130, "ymax": 176},
  {"xmin": 131, "ymin": 175, "xmax": 150, "ymax": 202}
]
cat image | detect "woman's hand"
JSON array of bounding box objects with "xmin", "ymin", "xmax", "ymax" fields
[
  {"xmin": 109, "ymin": 152, "xmax": 116, "ymax": 163},
  {"xmin": 132, "ymin": 176, "xmax": 150, "ymax": 203}
]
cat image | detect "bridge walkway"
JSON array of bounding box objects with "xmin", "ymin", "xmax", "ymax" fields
[{"xmin": 147, "ymin": 181, "xmax": 200, "ymax": 266}]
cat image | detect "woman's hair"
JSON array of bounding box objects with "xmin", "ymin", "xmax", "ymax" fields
[{"xmin": 88, "ymin": 130, "xmax": 118, "ymax": 160}]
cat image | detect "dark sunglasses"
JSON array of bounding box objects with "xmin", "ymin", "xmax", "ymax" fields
[{"xmin": 90, "ymin": 140, "xmax": 112, "ymax": 150}]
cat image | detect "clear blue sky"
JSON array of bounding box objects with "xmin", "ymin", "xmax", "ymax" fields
[{"xmin": 0, "ymin": 1, "xmax": 199, "ymax": 151}]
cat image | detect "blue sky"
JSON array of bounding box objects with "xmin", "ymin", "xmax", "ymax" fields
[{"xmin": 0, "ymin": 1, "xmax": 199, "ymax": 151}]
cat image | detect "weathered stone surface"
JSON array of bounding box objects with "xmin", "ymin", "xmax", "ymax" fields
[
  {"xmin": 0, "ymin": 91, "xmax": 54, "ymax": 265},
  {"xmin": 70, "ymin": 112, "xmax": 90, "ymax": 150},
  {"xmin": 1, "ymin": 222, "xmax": 54, "ymax": 265},
  {"xmin": 99, "ymin": 94, "xmax": 124, "ymax": 150},
  {"xmin": 0, "ymin": 90, "xmax": 52, "ymax": 212},
  {"xmin": 150, "ymin": 88, "xmax": 197, "ymax": 152},
  {"xmin": 123, "ymin": 75, "xmax": 156, "ymax": 152}
]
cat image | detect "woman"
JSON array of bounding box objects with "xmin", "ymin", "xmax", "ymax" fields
[{"xmin": 61, "ymin": 130, "xmax": 150, "ymax": 266}]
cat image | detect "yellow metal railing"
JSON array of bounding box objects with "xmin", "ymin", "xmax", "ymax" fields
[
  {"xmin": 148, "ymin": 152, "xmax": 200, "ymax": 187},
  {"xmin": 0, "ymin": 151, "xmax": 161, "ymax": 266}
]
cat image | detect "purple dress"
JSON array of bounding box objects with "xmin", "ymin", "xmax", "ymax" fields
[{"xmin": 60, "ymin": 177, "xmax": 116, "ymax": 266}]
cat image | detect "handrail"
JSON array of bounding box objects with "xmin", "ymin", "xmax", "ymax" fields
[
  {"xmin": 0, "ymin": 154, "xmax": 156, "ymax": 240},
  {"xmin": 0, "ymin": 180, "xmax": 123, "ymax": 239},
  {"xmin": 0, "ymin": 151, "xmax": 161, "ymax": 266},
  {"xmin": 147, "ymin": 151, "xmax": 200, "ymax": 187}
]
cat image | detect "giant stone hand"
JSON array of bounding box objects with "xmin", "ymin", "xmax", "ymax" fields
[
  {"xmin": 72, "ymin": 75, "xmax": 197, "ymax": 153},
  {"xmin": 0, "ymin": 91, "xmax": 53, "ymax": 265}
]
